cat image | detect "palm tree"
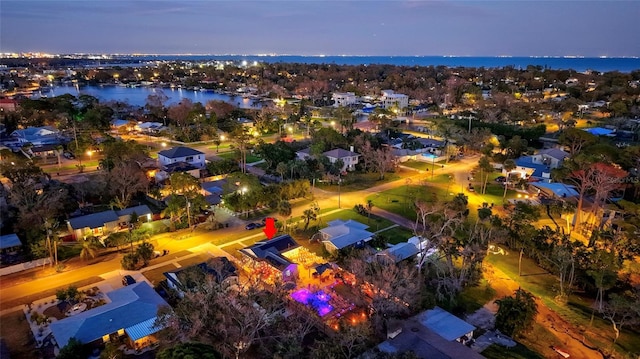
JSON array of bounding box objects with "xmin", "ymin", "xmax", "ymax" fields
[
  {"xmin": 54, "ymin": 145, "xmax": 63, "ymax": 169},
  {"xmin": 502, "ymin": 159, "xmax": 516, "ymax": 199},
  {"xmin": 79, "ymin": 240, "xmax": 98, "ymax": 261},
  {"xmin": 366, "ymin": 200, "xmax": 374, "ymax": 224},
  {"xmin": 277, "ymin": 200, "xmax": 292, "ymax": 233},
  {"xmin": 302, "ymin": 209, "xmax": 317, "ymax": 231}
]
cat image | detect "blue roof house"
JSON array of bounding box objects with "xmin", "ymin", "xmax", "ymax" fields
[
  {"xmin": 0, "ymin": 234, "xmax": 22, "ymax": 254},
  {"xmin": 512, "ymin": 156, "xmax": 552, "ymax": 182},
  {"xmin": 50, "ymin": 281, "xmax": 170, "ymax": 350},
  {"xmin": 320, "ymin": 219, "xmax": 374, "ymax": 253}
]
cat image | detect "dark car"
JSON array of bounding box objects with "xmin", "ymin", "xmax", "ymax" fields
[
  {"xmin": 468, "ymin": 184, "xmax": 475, "ymax": 192},
  {"xmin": 495, "ymin": 176, "xmax": 506, "ymax": 183},
  {"xmin": 122, "ymin": 275, "xmax": 136, "ymax": 286},
  {"xmin": 63, "ymin": 152, "xmax": 75, "ymax": 159},
  {"xmin": 245, "ymin": 222, "xmax": 264, "ymax": 230}
]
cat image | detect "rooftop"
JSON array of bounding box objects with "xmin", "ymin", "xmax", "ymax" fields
[
  {"xmin": 158, "ymin": 146, "xmax": 204, "ymax": 159},
  {"xmin": 50, "ymin": 282, "xmax": 169, "ymax": 347}
]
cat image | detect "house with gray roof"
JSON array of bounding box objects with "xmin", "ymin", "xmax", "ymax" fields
[
  {"xmin": 158, "ymin": 146, "xmax": 205, "ymax": 169},
  {"xmin": 375, "ymin": 242, "xmax": 420, "ymax": 264},
  {"xmin": 50, "ymin": 281, "xmax": 169, "ymax": 350},
  {"xmin": 320, "ymin": 219, "xmax": 373, "ymax": 253},
  {"xmin": 531, "ymin": 148, "xmax": 570, "ymax": 169},
  {"xmin": 323, "ymin": 147, "xmax": 359, "ymax": 172},
  {"xmin": 10, "ymin": 126, "xmax": 63, "ymax": 146},
  {"xmin": 67, "ymin": 205, "xmax": 152, "ymax": 240},
  {"xmin": 375, "ymin": 307, "xmax": 482, "ymax": 359},
  {"xmin": 164, "ymin": 257, "xmax": 238, "ymax": 297}
]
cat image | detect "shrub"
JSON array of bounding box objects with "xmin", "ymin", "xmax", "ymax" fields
[
  {"xmin": 56, "ymin": 289, "xmax": 68, "ymax": 302},
  {"xmin": 121, "ymin": 253, "xmax": 140, "ymax": 270}
]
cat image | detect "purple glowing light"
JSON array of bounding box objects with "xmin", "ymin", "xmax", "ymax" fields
[{"xmin": 291, "ymin": 289, "xmax": 334, "ymax": 316}]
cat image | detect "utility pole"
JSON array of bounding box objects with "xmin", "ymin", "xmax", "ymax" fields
[{"xmin": 338, "ymin": 173, "xmax": 342, "ymax": 209}]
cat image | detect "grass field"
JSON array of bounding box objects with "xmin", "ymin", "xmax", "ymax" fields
[
  {"xmin": 316, "ymin": 170, "xmax": 409, "ymax": 192},
  {"xmin": 482, "ymin": 343, "xmax": 545, "ymax": 359},
  {"xmin": 215, "ymin": 151, "xmax": 262, "ymax": 164},
  {"xmin": 485, "ymin": 252, "xmax": 640, "ymax": 357},
  {"xmin": 366, "ymin": 185, "xmax": 451, "ymax": 222},
  {"xmin": 142, "ymin": 263, "xmax": 179, "ymax": 286}
]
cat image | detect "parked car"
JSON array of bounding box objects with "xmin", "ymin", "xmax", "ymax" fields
[
  {"xmin": 63, "ymin": 152, "xmax": 75, "ymax": 159},
  {"xmin": 495, "ymin": 176, "xmax": 506, "ymax": 182},
  {"xmin": 122, "ymin": 275, "xmax": 136, "ymax": 286},
  {"xmin": 245, "ymin": 222, "xmax": 264, "ymax": 230},
  {"xmin": 468, "ymin": 184, "xmax": 475, "ymax": 192}
]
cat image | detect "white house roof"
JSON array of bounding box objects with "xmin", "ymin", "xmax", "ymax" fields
[
  {"xmin": 50, "ymin": 282, "xmax": 169, "ymax": 347},
  {"xmin": 419, "ymin": 307, "xmax": 476, "ymax": 341},
  {"xmin": 0, "ymin": 234, "xmax": 21, "ymax": 250},
  {"xmin": 320, "ymin": 220, "xmax": 373, "ymax": 250},
  {"xmin": 323, "ymin": 148, "xmax": 359, "ymax": 159},
  {"xmin": 377, "ymin": 242, "xmax": 419, "ymax": 263},
  {"xmin": 158, "ymin": 146, "xmax": 204, "ymax": 159}
]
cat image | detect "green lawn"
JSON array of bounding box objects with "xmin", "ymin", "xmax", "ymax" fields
[
  {"xmin": 485, "ymin": 252, "xmax": 640, "ymax": 356},
  {"xmin": 215, "ymin": 151, "xmax": 262, "ymax": 164},
  {"xmin": 366, "ymin": 185, "xmax": 451, "ymax": 222},
  {"xmin": 316, "ymin": 170, "xmax": 408, "ymax": 192},
  {"xmin": 482, "ymin": 343, "xmax": 544, "ymax": 359},
  {"xmin": 375, "ymin": 226, "xmax": 414, "ymax": 244},
  {"xmin": 456, "ymin": 278, "xmax": 496, "ymax": 313}
]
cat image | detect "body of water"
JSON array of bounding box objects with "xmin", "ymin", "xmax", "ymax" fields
[
  {"xmin": 35, "ymin": 85, "xmax": 263, "ymax": 109},
  {"xmin": 107, "ymin": 55, "xmax": 640, "ymax": 73}
]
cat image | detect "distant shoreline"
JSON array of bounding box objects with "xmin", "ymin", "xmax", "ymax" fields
[{"xmin": 2, "ymin": 55, "xmax": 640, "ymax": 73}]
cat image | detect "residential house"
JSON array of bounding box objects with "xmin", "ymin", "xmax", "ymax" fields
[
  {"xmin": 530, "ymin": 148, "xmax": 569, "ymax": 169},
  {"xmin": 201, "ymin": 179, "xmax": 227, "ymax": 206},
  {"xmin": 510, "ymin": 156, "xmax": 551, "ymax": 182},
  {"xmin": 237, "ymin": 117, "xmax": 255, "ymax": 128},
  {"xmin": 239, "ymin": 235, "xmax": 301, "ymax": 282},
  {"xmin": 164, "ymin": 257, "xmax": 238, "ymax": 297},
  {"xmin": 296, "ymin": 147, "xmax": 360, "ymax": 172},
  {"xmin": 376, "ymin": 307, "xmax": 481, "ymax": 359},
  {"xmin": 50, "ymin": 282, "xmax": 170, "ymax": 350},
  {"xmin": 584, "ymin": 127, "xmax": 616, "ymax": 137},
  {"xmin": 135, "ymin": 122, "xmax": 165, "ymax": 134},
  {"xmin": 529, "ymin": 182, "xmax": 579, "ymax": 200},
  {"xmin": 0, "ymin": 98, "xmax": 18, "ymax": 112},
  {"xmin": 67, "ymin": 205, "xmax": 153, "ymax": 240},
  {"xmin": 332, "ymin": 92, "xmax": 357, "ymax": 107},
  {"xmin": 374, "ymin": 242, "xmax": 419, "ymax": 264},
  {"xmin": 380, "ymin": 90, "xmax": 409, "ymax": 110},
  {"xmin": 320, "ymin": 219, "xmax": 374, "ymax": 253},
  {"xmin": 323, "ymin": 147, "xmax": 360, "ymax": 172},
  {"xmin": 158, "ymin": 146, "xmax": 205, "ymax": 169},
  {"xmin": 10, "ymin": 126, "xmax": 62, "ymax": 146},
  {"xmin": 0, "ymin": 234, "xmax": 22, "ymax": 254}
]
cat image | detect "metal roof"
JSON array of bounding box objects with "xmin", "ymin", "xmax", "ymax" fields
[
  {"xmin": 125, "ymin": 317, "xmax": 161, "ymax": 341},
  {"xmin": 0, "ymin": 234, "xmax": 21, "ymax": 249},
  {"xmin": 50, "ymin": 282, "xmax": 169, "ymax": 347},
  {"xmin": 420, "ymin": 307, "xmax": 476, "ymax": 341}
]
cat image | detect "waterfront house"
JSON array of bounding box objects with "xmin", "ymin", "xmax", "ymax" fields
[
  {"xmin": 380, "ymin": 90, "xmax": 409, "ymax": 110},
  {"xmin": 332, "ymin": 92, "xmax": 357, "ymax": 107}
]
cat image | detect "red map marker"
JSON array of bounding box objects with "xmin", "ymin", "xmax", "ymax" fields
[{"xmin": 263, "ymin": 217, "xmax": 277, "ymax": 239}]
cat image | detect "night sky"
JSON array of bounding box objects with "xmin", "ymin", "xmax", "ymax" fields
[{"xmin": 2, "ymin": 1, "xmax": 639, "ymax": 57}]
